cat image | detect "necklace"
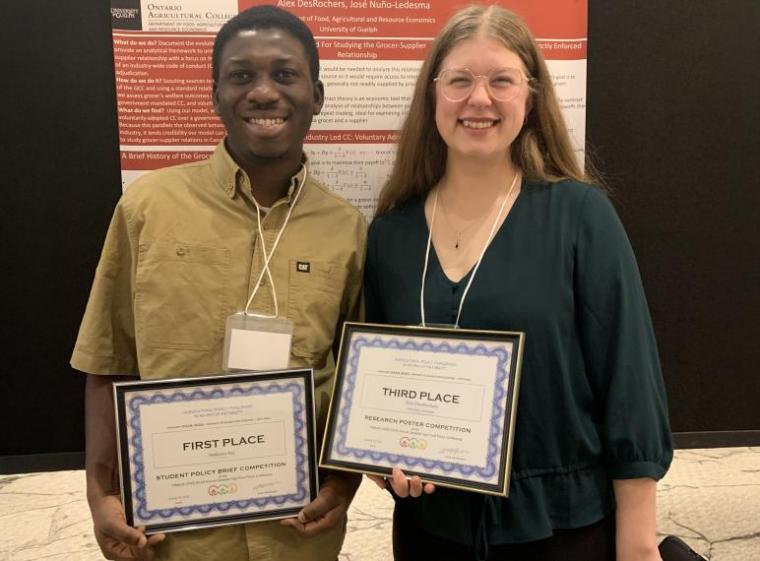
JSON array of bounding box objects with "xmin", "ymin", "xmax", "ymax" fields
[
  {"xmin": 421, "ymin": 171, "xmax": 520, "ymax": 327},
  {"xmin": 436, "ymin": 195, "xmax": 483, "ymax": 250},
  {"xmin": 436, "ymin": 174, "xmax": 519, "ymax": 250}
]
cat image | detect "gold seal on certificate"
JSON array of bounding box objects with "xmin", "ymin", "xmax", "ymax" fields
[
  {"xmin": 114, "ymin": 369, "xmax": 317, "ymax": 533},
  {"xmin": 320, "ymin": 323, "xmax": 524, "ymax": 496}
]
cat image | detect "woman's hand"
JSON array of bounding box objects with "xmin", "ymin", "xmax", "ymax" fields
[{"xmin": 368, "ymin": 468, "xmax": 436, "ymax": 498}]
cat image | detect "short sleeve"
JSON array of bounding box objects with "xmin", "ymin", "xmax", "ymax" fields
[
  {"xmin": 70, "ymin": 200, "xmax": 138, "ymax": 376},
  {"xmin": 575, "ymin": 188, "xmax": 673, "ymax": 480}
]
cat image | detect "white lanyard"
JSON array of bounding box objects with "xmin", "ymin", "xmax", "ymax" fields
[
  {"xmin": 420, "ymin": 173, "xmax": 519, "ymax": 328},
  {"xmin": 243, "ymin": 163, "xmax": 308, "ymax": 318}
]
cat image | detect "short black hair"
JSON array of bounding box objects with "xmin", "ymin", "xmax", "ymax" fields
[{"xmin": 212, "ymin": 5, "xmax": 320, "ymax": 84}]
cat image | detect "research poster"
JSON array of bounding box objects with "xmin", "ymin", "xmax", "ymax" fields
[{"xmin": 110, "ymin": 0, "xmax": 587, "ymax": 217}]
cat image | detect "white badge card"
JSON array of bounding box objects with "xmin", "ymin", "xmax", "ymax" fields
[{"xmin": 223, "ymin": 313, "xmax": 293, "ymax": 371}]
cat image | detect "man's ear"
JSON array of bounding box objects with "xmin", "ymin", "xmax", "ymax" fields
[
  {"xmin": 212, "ymin": 82, "xmax": 220, "ymax": 116},
  {"xmin": 312, "ymin": 79, "xmax": 325, "ymax": 116}
]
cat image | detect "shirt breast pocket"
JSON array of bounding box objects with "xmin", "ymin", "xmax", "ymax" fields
[
  {"xmin": 135, "ymin": 241, "xmax": 230, "ymax": 350},
  {"xmin": 287, "ymin": 259, "xmax": 346, "ymax": 360}
]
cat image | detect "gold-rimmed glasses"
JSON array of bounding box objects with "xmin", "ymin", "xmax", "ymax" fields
[{"xmin": 434, "ymin": 67, "xmax": 532, "ymax": 102}]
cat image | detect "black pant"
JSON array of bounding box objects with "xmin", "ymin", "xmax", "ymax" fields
[{"xmin": 392, "ymin": 506, "xmax": 615, "ymax": 561}]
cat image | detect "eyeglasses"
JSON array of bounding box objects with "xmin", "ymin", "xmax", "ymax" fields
[{"xmin": 433, "ymin": 67, "xmax": 532, "ymax": 102}]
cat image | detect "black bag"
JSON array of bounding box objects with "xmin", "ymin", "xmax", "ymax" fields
[{"xmin": 658, "ymin": 536, "xmax": 708, "ymax": 561}]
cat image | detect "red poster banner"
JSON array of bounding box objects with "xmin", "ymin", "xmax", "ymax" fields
[
  {"xmin": 238, "ymin": 0, "xmax": 587, "ymax": 39},
  {"xmin": 111, "ymin": 0, "xmax": 588, "ymax": 214}
]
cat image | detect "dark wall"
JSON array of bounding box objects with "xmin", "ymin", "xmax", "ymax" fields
[
  {"xmin": 0, "ymin": 1, "xmax": 122, "ymax": 467},
  {"xmin": 1, "ymin": 1, "xmax": 758, "ymax": 470},
  {"xmin": 586, "ymin": 1, "xmax": 760, "ymax": 436}
]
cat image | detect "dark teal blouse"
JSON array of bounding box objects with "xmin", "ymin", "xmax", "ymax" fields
[{"xmin": 364, "ymin": 180, "xmax": 673, "ymax": 548}]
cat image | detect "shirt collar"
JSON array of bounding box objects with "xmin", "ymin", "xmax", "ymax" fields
[
  {"xmin": 285, "ymin": 156, "xmax": 309, "ymax": 203},
  {"xmin": 210, "ymin": 139, "xmax": 309, "ymax": 204}
]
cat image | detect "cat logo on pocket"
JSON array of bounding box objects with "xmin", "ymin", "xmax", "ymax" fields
[{"xmin": 296, "ymin": 261, "xmax": 311, "ymax": 273}]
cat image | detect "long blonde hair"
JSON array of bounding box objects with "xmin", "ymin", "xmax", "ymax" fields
[{"xmin": 376, "ymin": 4, "xmax": 600, "ymax": 216}]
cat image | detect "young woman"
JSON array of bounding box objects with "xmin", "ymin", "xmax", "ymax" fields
[{"xmin": 364, "ymin": 5, "xmax": 672, "ymax": 561}]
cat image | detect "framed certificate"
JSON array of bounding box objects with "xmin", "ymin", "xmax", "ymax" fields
[
  {"xmin": 114, "ymin": 369, "xmax": 317, "ymax": 533},
  {"xmin": 320, "ymin": 323, "xmax": 524, "ymax": 496}
]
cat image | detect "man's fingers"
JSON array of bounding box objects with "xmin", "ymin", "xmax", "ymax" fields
[
  {"xmin": 145, "ymin": 532, "xmax": 166, "ymax": 547},
  {"xmin": 102, "ymin": 521, "xmax": 147, "ymax": 548},
  {"xmin": 283, "ymin": 507, "xmax": 343, "ymax": 538},
  {"xmin": 111, "ymin": 544, "xmax": 136, "ymax": 561},
  {"xmin": 281, "ymin": 485, "xmax": 343, "ymax": 536},
  {"xmin": 282, "ymin": 474, "xmax": 358, "ymax": 537},
  {"xmin": 130, "ymin": 527, "xmax": 165, "ymax": 561},
  {"xmin": 280, "ymin": 516, "xmax": 302, "ymax": 529},
  {"xmin": 297, "ymin": 488, "xmax": 337, "ymax": 524},
  {"xmin": 99, "ymin": 537, "xmax": 139, "ymax": 561},
  {"xmin": 98, "ymin": 524, "xmax": 166, "ymax": 561},
  {"xmin": 299, "ymin": 507, "xmax": 343, "ymax": 537},
  {"xmin": 135, "ymin": 527, "xmax": 165, "ymax": 547}
]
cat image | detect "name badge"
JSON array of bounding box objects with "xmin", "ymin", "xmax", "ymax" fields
[{"xmin": 223, "ymin": 313, "xmax": 293, "ymax": 371}]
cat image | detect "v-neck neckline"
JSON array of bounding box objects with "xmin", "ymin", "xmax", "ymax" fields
[{"xmin": 417, "ymin": 183, "xmax": 524, "ymax": 285}]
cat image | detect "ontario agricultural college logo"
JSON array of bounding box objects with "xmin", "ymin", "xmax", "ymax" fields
[
  {"xmin": 399, "ymin": 436, "xmax": 427, "ymax": 450},
  {"xmin": 208, "ymin": 483, "xmax": 238, "ymax": 496}
]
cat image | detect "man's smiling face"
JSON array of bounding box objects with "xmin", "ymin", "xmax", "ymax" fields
[{"xmin": 213, "ymin": 27, "xmax": 323, "ymax": 168}]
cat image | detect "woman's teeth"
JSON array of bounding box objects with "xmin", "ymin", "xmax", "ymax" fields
[{"xmin": 461, "ymin": 120, "xmax": 496, "ymax": 129}]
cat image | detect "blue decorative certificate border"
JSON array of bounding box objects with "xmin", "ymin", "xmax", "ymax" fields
[
  {"xmin": 126, "ymin": 380, "xmax": 309, "ymax": 523},
  {"xmin": 333, "ymin": 335, "xmax": 511, "ymax": 482}
]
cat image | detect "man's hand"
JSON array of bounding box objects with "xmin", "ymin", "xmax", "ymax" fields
[
  {"xmin": 85, "ymin": 375, "xmax": 165, "ymax": 560},
  {"xmin": 281, "ymin": 471, "xmax": 361, "ymax": 537},
  {"xmin": 90, "ymin": 493, "xmax": 165, "ymax": 561}
]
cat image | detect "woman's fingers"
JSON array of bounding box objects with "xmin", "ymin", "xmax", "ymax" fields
[{"xmin": 388, "ymin": 467, "xmax": 436, "ymax": 497}]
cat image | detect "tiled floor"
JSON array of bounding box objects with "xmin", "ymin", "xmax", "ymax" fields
[{"xmin": 0, "ymin": 448, "xmax": 758, "ymax": 560}]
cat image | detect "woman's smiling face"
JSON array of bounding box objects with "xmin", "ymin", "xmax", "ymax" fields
[{"xmin": 434, "ymin": 35, "xmax": 531, "ymax": 163}]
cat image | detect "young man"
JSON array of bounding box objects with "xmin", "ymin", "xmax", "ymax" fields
[{"xmin": 72, "ymin": 6, "xmax": 366, "ymax": 560}]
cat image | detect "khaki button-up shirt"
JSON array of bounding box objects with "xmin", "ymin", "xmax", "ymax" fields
[{"xmin": 72, "ymin": 141, "xmax": 366, "ymax": 426}]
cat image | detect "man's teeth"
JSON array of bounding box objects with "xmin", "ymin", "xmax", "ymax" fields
[
  {"xmin": 249, "ymin": 118, "xmax": 285, "ymax": 126},
  {"xmin": 462, "ymin": 120, "xmax": 496, "ymax": 129}
]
